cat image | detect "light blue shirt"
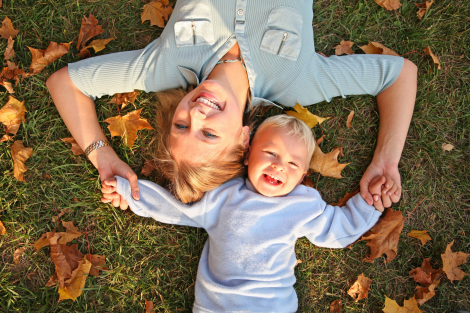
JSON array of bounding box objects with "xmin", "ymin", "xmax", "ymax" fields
[{"xmin": 68, "ymin": 0, "xmax": 404, "ymax": 108}]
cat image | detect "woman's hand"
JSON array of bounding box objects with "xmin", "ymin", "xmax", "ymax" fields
[{"xmin": 360, "ymin": 160, "xmax": 401, "ymax": 207}]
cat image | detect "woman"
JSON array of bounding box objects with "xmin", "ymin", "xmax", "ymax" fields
[{"xmin": 47, "ymin": 0, "xmax": 417, "ymax": 205}]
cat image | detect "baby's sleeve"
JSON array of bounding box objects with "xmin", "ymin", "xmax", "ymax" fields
[{"xmin": 299, "ymin": 193, "xmax": 382, "ymax": 248}]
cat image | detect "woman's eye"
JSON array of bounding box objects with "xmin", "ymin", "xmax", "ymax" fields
[
  {"xmin": 174, "ymin": 124, "xmax": 188, "ymax": 129},
  {"xmin": 265, "ymin": 151, "xmax": 275, "ymax": 156},
  {"xmin": 203, "ymin": 131, "xmax": 218, "ymax": 138}
]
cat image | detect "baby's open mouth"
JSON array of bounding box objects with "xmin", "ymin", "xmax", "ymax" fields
[
  {"xmin": 195, "ymin": 96, "xmax": 221, "ymax": 110},
  {"xmin": 264, "ymin": 174, "xmax": 282, "ymax": 185}
]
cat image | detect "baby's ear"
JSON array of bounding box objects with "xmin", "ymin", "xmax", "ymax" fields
[
  {"xmin": 297, "ymin": 171, "xmax": 307, "ymax": 186},
  {"xmin": 242, "ymin": 126, "xmax": 250, "ymax": 150}
]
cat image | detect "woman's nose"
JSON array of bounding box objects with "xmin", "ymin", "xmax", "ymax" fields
[{"xmin": 190, "ymin": 106, "xmax": 207, "ymax": 119}]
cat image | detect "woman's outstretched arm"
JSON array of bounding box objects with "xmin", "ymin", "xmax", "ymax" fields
[
  {"xmin": 359, "ymin": 59, "xmax": 417, "ymax": 205},
  {"xmin": 46, "ymin": 67, "xmax": 141, "ymax": 200}
]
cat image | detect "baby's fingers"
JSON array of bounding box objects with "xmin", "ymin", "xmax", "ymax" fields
[
  {"xmin": 373, "ymin": 194, "xmax": 385, "ymax": 212},
  {"xmin": 381, "ymin": 192, "xmax": 392, "ymax": 208},
  {"xmin": 119, "ymin": 197, "xmax": 129, "ymax": 211},
  {"xmin": 101, "ymin": 192, "xmax": 121, "ymax": 207}
]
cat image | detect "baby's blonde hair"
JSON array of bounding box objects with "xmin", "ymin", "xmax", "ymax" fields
[{"xmin": 256, "ymin": 115, "xmax": 315, "ymax": 170}]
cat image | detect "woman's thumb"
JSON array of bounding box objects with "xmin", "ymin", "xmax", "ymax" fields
[
  {"xmin": 128, "ymin": 173, "xmax": 140, "ymax": 200},
  {"xmin": 360, "ymin": 179, "xmax": 373, "ymax": 206}
]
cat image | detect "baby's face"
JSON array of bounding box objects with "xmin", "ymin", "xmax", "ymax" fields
[{"xmin": 244, "ymin": 126, "xmax": 309, "ymax": 197}]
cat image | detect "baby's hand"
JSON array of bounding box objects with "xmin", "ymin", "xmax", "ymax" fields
[
  {"xmin": 367, "ymin": 176, "xmax": 401, "ymax": 212},
  {"xmin": 368, "ymin": 176, "xmax": 386, "ymax": 212},
  {"xmin": 101, "ymin": 178, "xmax": 129, "ymax": 211}
]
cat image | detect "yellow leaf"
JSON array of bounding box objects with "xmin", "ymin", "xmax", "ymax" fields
[
  {"xmin": 0, "ymin": 220, "xmax": 6, "ymax": 235},
  {"xmin": 347, "ymin": 273, "xmax": 372, "ymax": 302},
  {"xmin": 382, "ymin": 296, "xmax": 423, "ymax": 313},
  {"xmin": 286, "ymin": 103, "xmax": 329, "ymax": 128},
  {"xmin": 441, "ymin": 241, "xmax": 469, "ymax": 282},
  {"xmin": 309, "ymin": 146, "xmax": 349, "ymax": 178},
  {"xmin": 58, "ymin": 257, "xmax": 92, "ymax": 301},
  {"xmin": 11, "ymin": 140, "xmax": 33, "ymax": 181},
  {"xmin": 104, "ymin": 109, "xmax": 154, "ymax": 147},
  {"xmin": 335, "ymin": 40, "xmax": 354, "ymax": 56},
  {"xmin": 0, "ymin": 96, "xmax": 26, "ymax": 138},
  {"xmin": 407, "ymin": 230, "xmax": 431, "ymax": 245},
  {"xmin": 141, "ymin": 0, "xmax": 174, "ymax": 28},
  {"xmin": 0, "ymin": 17, "xmax": 19, "ymax": 39},
  {"xmin": 84, "ymin": 37, "xmax": 116, "ymax": 53},
  {"xmin": 374, "ymin": 0, "xmax": 402, "ymax": 11},
  {"xmin": 360, "ymin": 42, "xmax": 400, "ymax": 56}
]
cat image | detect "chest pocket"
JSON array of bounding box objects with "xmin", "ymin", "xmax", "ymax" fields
[
  {"xmin": 174, "ymin": 0, "xmax": 215, "ymax": 47},
  {"xmin": 260, "ymin": 7, "xmax": 303, "ymax": 61}
]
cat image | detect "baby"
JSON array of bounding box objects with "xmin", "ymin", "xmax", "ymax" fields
[{"xmin": 102, "ymin": 115, "xmax": 393, "ymax": 312}]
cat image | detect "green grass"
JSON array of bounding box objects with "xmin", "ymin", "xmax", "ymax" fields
[{"xmin": 0, "ymin": 0, "xmax": 469, "ymax": 311}]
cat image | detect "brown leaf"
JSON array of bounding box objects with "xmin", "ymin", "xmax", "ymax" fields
[
  {"xmin": 361, "ymin": 208, "xmax": 404, "ymax": 263},
  {"xmin": 441, "ymin": 241, "xmax": 469, "ymax": 282},
  {"xmin": 58, "ymin": 221, "xmax": 83, "ymax": 245},
  {"xmin": 84, "ymin": 254, "xmax": 108, "ymax": 277},
  {"xmin": 346, "ymin": 110, "xmax": 354, "ymax": 128},
  {"xmin": 301, "ymin": 176, "xmax": 314, "ymax": 188},
  {"xmin": 141, "ymin": 0, "xmax": 174, "ymax": 28},
  {"xmin": 310, "ymin": 146, "xmax": 349, "ymax": 179},
  {"xmin": 4, "ymin": 36, "xmax": 15, "ymax": 61},
  {"xmin": 52, "ymin": 208, "xmax": 72, "ymax": 223},
  {"xmin": 0, "ymin": 96, "xmax": 26, "ymax": 138},
  {"xmin": 407, "ymin": 230, "xmax": 431, "ymax": 245},
  {"xmin": 331, "ymin": 189, "xmax": 359, "ymax": 206},
  {"xmin": 84, "ymin": 37, "xmax": 116, "ymax": 53},
  {"xmin": 104, "ymin": 109, "xmax": 154, "ymax": 147},
  {"xmin": 61, "ymin": 137, "xmax": 84, "ymax": 156},
  {"xmin": 3, "ymin": 81, "xmax": 14, "ymax": 94},
  {"xmin": 0, "ymin": 220, "xmax": 6, "ymax": 235},
  {"xmin": 409, "ymin": 258, "xmax": 443, "ymax": 286},
  {"xmin": 141, "ymin": 159, "xmax": 157, "ymax": 177},
  {"xmin": 360, "ymin": 42, "xmax": 400, "ymax": 56},
  {"xmin": 0, "ymin": 17, "xmax": 19, "ymax": 39},
  {"xmin": 146, "ymin": 300, "xmax": 155, "ymax": 313},
  {"xmin": 58, "ymin": 257, "xmax": 92, "ymax": 301},
  {"xmin": 78, "ymin": 47, "xmax": 92, "ymax": 59},
  {"xmin": 382, "ymin": 296, "xmax": 423, "ymax": 313},
  {"xmin": 374, "ymin": 0, "xmax": 402, "ymax": 11},
  {"xmin": 27, "ymin": 41, "xmax": 71, "ymax": 75},
  {"xmin": 335, "ymin": 40, "xmax": 354, "ymax": 56},
  {"xmin": 260, "ymin": 105, "xmax": 273, "ymax": 115},
  {"xmin": 286, "ymin": 103, "xmax": 329, "ymax": 128},
  {"xmin": 416, "ymin": 0, "xmax": 433, "ymax": 20},
  {"xmin": 330, "ymin": 299, "xmax": 342, "ymax": 313},
  {"xmin": 0, "ymin": 61, "xmax": 25, "ymax": 87},
  {"xmin": 441, "ymin": 143, "xmax": 454, "ymax": 151},
  {"xmin": 13, "ymin": 246, "xmax": 27, "ymax": 265},
  {"xmin": 347, "ymin": 273, "xmax": 372, "ymax": 302},
  {"xmin": 109, "ymin": 90, "xmax": 141, "ymax": 110},
  {"xmin": 11, "ymin": 140, "xmax": 33, "ymax": 181},
  {"xmin": 77, "ymin": 14, "xmax": 104, "ymax": 50},
  {"xmin": 423, "ymin": 46, "xmax": 441, "ymax": 70},
  {"xmin": 415, "ymin": 279, "xmax": 440, "ymax": 305},
  {"xmin": 316, "ymin": 135, "xmax": 324, "ymax": 145}
]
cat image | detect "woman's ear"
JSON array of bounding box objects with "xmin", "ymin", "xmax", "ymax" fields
[
  {"xmin": 244, "ymin": 148, "xmax": 250, "ymax": 166},
  {"xmin": 242, "ymin": 126, "xmax": 250, "ymax": 150}
]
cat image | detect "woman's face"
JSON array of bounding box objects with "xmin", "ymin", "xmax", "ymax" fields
[{"xmin": 169, "ymin": 79, "xmax": 249, "ymax": 163}]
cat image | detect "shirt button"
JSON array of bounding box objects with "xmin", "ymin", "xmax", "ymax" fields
[{"xmin": 237, "ymin": 9, "xmax": 243, "ymax": 15}]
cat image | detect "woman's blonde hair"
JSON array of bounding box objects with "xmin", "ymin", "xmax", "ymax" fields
[{"xmin": 149, "ymin": 88, "xmax": 255, "ymax": 203}]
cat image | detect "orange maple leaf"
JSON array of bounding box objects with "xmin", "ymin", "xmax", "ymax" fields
[
  {"xmin": 286, "ymin": 103, "xmax": 329, "ymax": 128},
  {"xmin": 109, "ymin": 90, "xmax": 141, "ymax": 110},
  {"xmin": 83, "ymin": 37, "xmax": 116, "ymax": 53},
  {"xmin": 4, "ymin": 36, "xmax": 15, "ymax": 61},
  {"xmin": 26, "ymin": 42, "xmax": 71, "ymax": 76},
  {"xmin": 141, "ymin": 159, "xmax": 157, "ymax": 177},
  {"xmin": 61, "ymin": 137, "xmax": 84, "ymax": 156},
  {"xmin": 347, "ymin": 273, "xmax": 372, "ymax": 302},
  {"xmin": 346, "ymin": 110, "xmax": 354, "ymax": 128},
  {"xmin": 13, "ymin": 246, "xmax": 27, "ymax": 265},
  {"xmin": 361, "ymin": 208, "xmax": 404, "ymax": 263},
  {"xmin": 104, "ymin": 109, "xmax": 154, "ymax": 147},
  {"xmin": 141, "ymin": 0, "xmax": 174, "ymax": 28},
  {"xmin": 414, "ymin": 279, "xmax": 440, "ymax": 305},
  {"xmin": 374, "ymin": 0, "xmax": 402, "ymax": 11},
  {"xmin": 0, "ymin": 96, "xmax": 26, "ymax": 141},
  {"xmin": 329, "ymin": 299, "xmax": 342, "ymax": 313},
  {"xmin": 441, "ymin": 241, "xmax": 469, "ymax": 282},
  {"xmin": 382, "ymin": 296, "xmax": 423, "ymax": 313},
  {"xmin": 0, "ymin": 17, "xmax": 19, "ymax": 39},
  {"xmin": 11, "ymin": 140, "xmax": 33, "ymax": 181},
  {"xmin": 407, "ymin": 230, "xmax": 431, "ymax": 245},
  {"xmin": 33, "ymin": 221, "xmax": 83, "ymax": 251},
  {"xmin": 0, "ymin": 62, "xmax": 25, "ymax": 93},
  {"xmin": 310, "ymin": 146, "xmax": 349, "ymax": 179},
  {"xmin": 416, "ymin": 0, "xmax": 433, "ymax": 20},
  {"xmin": 360, "ymin": 42, "xmax": 400, "ymax": 56},
  {"xmin": 84, "ymin": 254, "xmax": 108, "ymax": 277},
  {"xmin": 76, "ymin": 14, "xmax": 104, "ymax": 49},
  {"xmin": 0, "ymin": 220, "xmax": 6, "ymax": 235},
  {"xmin": 58, "ymin": 256, "xmax": 92, "ymax": 301},
  {"xmin": 409, "ymin": 258, "xmax": 443, "ymax": 286},
  {"xmin": 423, "ymin": 46, "xmax": 442, "ymax": 70},
  {"xmin": 335, "ymin": 40, "xmax": 354, "ymax": 56}
]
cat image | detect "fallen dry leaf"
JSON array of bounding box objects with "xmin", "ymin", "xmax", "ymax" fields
[
  {"xmin": 26, "ymin": 41, "xmax": 71, "ymax": 76},
  {"xmin": 286, "ymin": 103, "xmax": 329, "ymax": 128},
  {"xmin": 409, "ymin": 258, "xmax": 443, "ymax": 286},
  {"xmin": 3, "ymin": 81, "xmax": 14, "ymax": 94},
  {"xmin": 0, "ymin": 61, "xmax": 25, "ymax": 92},
  {"xmin": 346, "ymin": 110, "xmax": 354, "ymax": 128},
  {"xmin": 13, "ymin": 246, "xmax": 27, "ymax": 265},
  {"xmin": 4, "ymin": 36, "xmax": 15, "ymax": 61},
  {"xmin": 61, "ymin": 137, "xmax": 84, "ymax": 156},
  {"xmin": 84, "ymin": 254, "xmax": 108, "ymax": 277},
  {"xmin": 109, "ymin": 90, "xmax": 141, "ymax": 110},
  {"xmin": 295, "ymin": 259, "xmax": 302, "ymax": 267},
  {"xmin": 0, "ymin": 220, "xmax": 6, "ymax": 235},
  {"xmin": 84, "ymin": 37, "xmax": 116, "ymax": 53},
  {"xmin": 416, "ymin": 0, "xmax": 433, "ymax": 20},
  {"xmin": 374, "ymin": 0, "xmax": 402, "ymax": 11},
  {"xmin": 301, "ymin": 176, "xmax": 315, "ymax": 188},
  {"xmin": 11, "ymin": 140, "xmax": 33, "ymax": 181},
  {"xmin": 310, "ymin": 146, "xmax": 349, "ymax": 179},
  {"xmin": 146, "ymin": 300, "xmax": 155, "ymax": 313},
  {"xmin": 347, "ymin": 273, "xmax": 372, "ymax": 302},
  {"xmin": 141, "ymin": 0, "xmax": 174, "ymax": 28},
  {"xmin": 382, "ymin": 296, "xmax": 423, "ymax": 313},
  {"xmin": 141, "ymin": 159, "xmax": 157, "ymax": 177},
  {"xmin": 260, "ymin": 105, "xmax": 273, "ymax": 115},
  {"xmin": 361, "ymin": 208, "xmax": 404, "ymax": 263},
  {"xmin": 58, "ymin": 256, "xmax": 92, "ymax": 301},
  {"xmin": 0, "ymin": 17, "xmax": 19, "ymax": 39},
  {"xmin": 330, "ymin": 299, "xmax": 342, "ymax": 313},
  {"xmin": 77, "ymin": 14, "xmax": 104, "ymax": 50},
  {"xmin": 415, "ymin": 279, "xmax": 440, "ymax": 305},
  {"xmin": 0, "ymin": 96, "xmax": 26, "ymax": 140},
  {"xmin": 407, "ymin": 230, "xmax": 431, "ymax": 245},
  {"xmin": 33, "ymin": 220, "xmax": 83, "ymax": 251},
  {"xmin": 360, "ymin": 42, "xmax": 400, "ymax": 56},
  {"xmin": 78, "ymin": 47, "xmax": 92, "ymax": 59},
  {"xmin": 316, "ymin": 135, "xmax": 324, "ymax": 145},
  {"xmin": 441, "ymin": 241, "xmax": 469, "ymax": 282},
  {"xmin": 52, "ymin": 208, "xmax": 72, "ymax": 223},
  {"xmin": 335, "ymin": 40, "xmax": 354, "ymax": 56},
  {"xmin": 104, "ymin": 109, "xmax": 154, "ymax": 147},
  {"xmin": 423, "ymin": 46, "xmax": 441, "ymax": 70},
  {"xmin": 441, "ymin": 143, "xmax": 454, "ymax": 151},
  {"xmin": 331, "ymin": 189, "xmax": 359, "ymax": 206}
]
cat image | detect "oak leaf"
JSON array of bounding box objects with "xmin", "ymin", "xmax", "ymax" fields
[
  {"xmin": 0, "ymin": 17, "xmax": 19, "ymax": 39},
  {"xmin": 423, "ymin": 46, "xmax": 441, "ymax": 70},
  {"xmin": 360, "ymin": 42, "xmax": 400, "ymax": 56},
  {"xmin": 4, "ymin": 36, "xmax": 15, "ymax": 61},
  {"xmin": 286, "ymin": 103, "xmax": 329, "ymax": 128},
  {"xmin": 76, "ymin": 14, "xmax": 104, "ymax": 49},
  {"xmin": 13, "ymin": 246, "xmax": 27, "ymax": 265},
  {"xmin": 141, "ymin": 0, "xmax": 174, "ymax": 28},
  {"xmin": 347, "ymin": 273, "xmax": 372, "ymax": 302},
  {"xmin": 361, "ymin": 208, "xmax": 404, "ymax": 263},
  {"xmin": 61, "ymin": 137, "xmax": 84, "ymax": 156},
  {"xmin": 104, "ymin": 109, "xmax": 154, "ymax": 147},
  {"xmin": 109, "ymin": 90, "xmax": 141, "ymax": 110},
  {"xmin": 441, "ymin": 241, "xmax": 469, "ymax": 282},
  {"xmin": 441, "ymin": 143, "xmax": 454, "ymax": 151},
  {"xmin": 409, "ymin": 258, "xmax": 443, "ymax": 286},
  {"xmin": 346, "ymin": 110, "xmax": 354, "ymax": 128},
  {"xmin": 11, "ymin": 140, "xmax": 33, "ymax": 181},
  {"xmin": 416, "ymin": 1, "xmax": 433, "ymax": 20},
  {"xmin": 310, "ymin": 146, "xmax": 349, "ymax": 179},
  {"xmin": 26, "ymin": 41, "xmax": 71, "ymax": 76},
  {"xmin": 374, "ymin": 0, "xmax": 402, "ymax": 11},
  {"xmin": 0, "ymin": 96, "xmax": 26, "ymax": 140},
  {"xmin": 58, "ymin": 257, "xmax": 92, "ymax": 301},
  {"xmin": 335, "ymin": 40, "xmax": 354, "ymax": 56},
  {"xmin": 0, "ymin": 220, "xmax": 6, "ymax": 235},
  {"xmin": 414, "ymin": 279, "xmax": 440, "ymax": 305},
  {"xmin": 407, "ymin": 230, "xmax": 431, "ymax": 245},
  {"xmin": 84, "ymin": 37, "xmax": 116, "ymax": 53},
  {"xmin": 331, "ymin": 189, "xmax": 359, "ymax": 206},
  {"xmin": 84, "ymin": 254, "xmax": 108, "ymax": 277},
  {"xmin": 330, "ymin": 299, "xmax": 342, "ymax": 313},
  {"xmin": 382, "ymin": 296, "xmax": 423, "ymax": 313}
]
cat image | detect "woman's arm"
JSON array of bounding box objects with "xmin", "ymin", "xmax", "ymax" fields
[
  {"xmin": 46, "ymin": 67, "xmax": 140, "ymax": 200},
  {"xmin": 360, "ymin": 59, "xmax": 417, "ymax": 205}
]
